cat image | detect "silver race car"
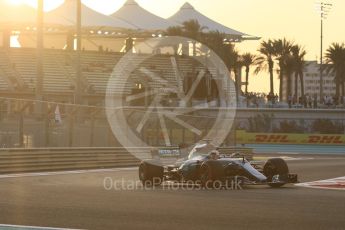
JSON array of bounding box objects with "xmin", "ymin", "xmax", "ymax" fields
[{"xmin": 139, "ymin": 142, "xmax": 298, "ymax": 188}]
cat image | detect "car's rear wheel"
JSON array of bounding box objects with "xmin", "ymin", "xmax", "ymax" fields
[
  {"xmin": 139, "ymin": 161, "xmax": 164, "ymax": 187},
  {"xmin": 263, "ymin": 158, "xmax": 289, "ymax": 188},
  {"xmin": 199, "ymin": 160, "xmax": 224, "ymax": 189}
]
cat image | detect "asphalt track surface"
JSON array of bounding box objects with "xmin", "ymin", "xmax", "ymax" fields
[{"xmin": 0, "ymin": 154, "xmax": 345, "ymax": 230}]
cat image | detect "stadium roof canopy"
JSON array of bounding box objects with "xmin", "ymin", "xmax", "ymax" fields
[
  {"xmin": 45, "ymin": 0, "xmax": 137, "ymax": 31},
  {"xmin": 0, "ymin": 2, "xmax": 39, "ymax": 29},
  {"xmin": 168, "ymin": 2, "xmax": 259, "ymax": 41},
  {"xmin": 110, "ymin": 0, "xmax": 178, "ymax": 32},
  {"xmin": 0, "ymin": 1, "xmax": 74, "ymax": 30}
]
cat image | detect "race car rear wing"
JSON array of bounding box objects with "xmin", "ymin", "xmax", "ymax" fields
[
  {"xmin": 151, "ymin": 147, "xmax": 180, "ymax": 159},
  {"xmin": 217, "ymin": 147, "xmax": 254, "ymax": 160}
]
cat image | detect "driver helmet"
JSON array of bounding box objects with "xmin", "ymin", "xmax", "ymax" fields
[{"xmin": 208, "ymin": 150, "xmax": 220, "ymax": 160}]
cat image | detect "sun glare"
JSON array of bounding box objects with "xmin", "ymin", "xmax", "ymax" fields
[
  {"xmin": 6, "ymin": 0, "xmax": 64, "ymax": 11},
  {"xmin": 7, "ymin": 0, "xmax": 24, "ymax": 5},
  {"xmin": 10, "ymin": 35, "xmax": 21, "ymax": 48},
  {"xmin": 5, "ymin": 0, "xmax": 123, "ymax": 14}
]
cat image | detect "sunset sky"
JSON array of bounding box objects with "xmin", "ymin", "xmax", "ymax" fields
[{"xmin": 7, "ymin": 0, "xmax": 345, "ymax": 93}]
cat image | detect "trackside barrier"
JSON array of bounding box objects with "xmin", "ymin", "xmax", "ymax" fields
[
  {"xmin": 0, "ymin": 147, "xmax": 144, "ymax": 174},
  {"xmin": 217, "ymin": 147, "xmax": 254, "ymax": 161},
  {"xmin": 0, "ymin": 146, "xmax": 254, "ymax": 174},
  {"xmin": 236, "ymin": 130, "xmax": 345, "ymax": 145}
]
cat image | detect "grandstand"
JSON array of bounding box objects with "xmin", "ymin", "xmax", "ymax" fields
[
  {"xmin": 0, "ymin": 0, "xmax": 253, "ymax": 148},
  {"xmin": 0, "ymin": 47, "xmax": 218, "ymax": 96},
  {"xmin": 0, "ymin": 46, "xmax": 231, "ymax": 148}
]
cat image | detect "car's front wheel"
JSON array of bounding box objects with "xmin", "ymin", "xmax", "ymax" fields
[
  {"xmin": 263, "ymin": 158, "xmax": 289, "ymax": 188},
  {"xmin": 139, "ymin": 161, "xmax": 164, "ymax": 187}
]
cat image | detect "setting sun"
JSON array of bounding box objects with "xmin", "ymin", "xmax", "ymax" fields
[
  {"xmin": 6, "ymin": 0, "xmax": 64, "ymax": 11},
  {"xmin": 7, "ymin": 0, "xmax": 24, "ymax": 5},
  {"xmin": 5, "ymin": 0, "xmax": 126, "ymax": 13}
]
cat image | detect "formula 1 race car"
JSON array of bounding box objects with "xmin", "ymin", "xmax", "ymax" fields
[{"xmin": 139, "ymin": 142, "xmax": 298, "ymax": 188}]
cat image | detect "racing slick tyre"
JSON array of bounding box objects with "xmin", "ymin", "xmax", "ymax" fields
[
  {"xmin": 263, "ymin": 158, "xmax": 289, "ymax": 188},
  {"xmin": 139, "ymin": 161, "xmax": 164, "ymax": 187},
  {"xmin": 199, "ymin": 160, "xmax": 224, "ymax": 189}
]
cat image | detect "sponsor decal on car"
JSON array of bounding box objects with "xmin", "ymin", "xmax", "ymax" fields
[{"xmin": 158, "ymin": 149, "xmax": 180, "ymax": 158}]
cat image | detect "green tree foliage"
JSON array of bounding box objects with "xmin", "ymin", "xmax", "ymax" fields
[
  {"xmin": 311, "ymin": 119, "xmax": 345, "ymax": 134},
  {"xmin": 272, "ymin": 38, "xmax": 294, "ymax": 100},
  {"xmin": 325, "ymin": 43, "xmax": 345, "ymax": 98},
  {"xmin": 255, "ymin": 39, "xmax": 275, "ymax": 95},
  {"xmin": 274, "ymin": 121, "xmax": 304, "ymax": 133},
  {"xmin": 241, "ymin": 53, "xmax": 259, "ymax": 95},
  {"xmin": 247, "ymin": 114, "xmax": 274, "ymax": 132},
  {"xmin": 291, "ymin": 45, "xmax": 307, "ymax": 97}
]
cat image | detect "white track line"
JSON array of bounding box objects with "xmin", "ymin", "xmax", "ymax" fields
[
  {"xmin": 0, "ymin": 167, "xmax": 137, "ymax": 179},
  {"xmin": 0, "ymin": 224, "xmax": 83, "ymax": 230},
  {"xmin": 279, "ymin": 156, "xmax": 314, "ymax": 161},
  {"xmin": 296, "ymin": 176, "xmax": 345, "ymax": 191},
  {"xmin": 253, "ymin": 156, "xmax": 314, "ymax": 162},
  {"xmin": 276, "ymin": 152, "xmax": 301, "ymax": 155}
]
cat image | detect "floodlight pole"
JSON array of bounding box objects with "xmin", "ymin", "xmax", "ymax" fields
[
  {"xmin": 318, "ymin": 2, "xmax": 332, "ymax": 102},
  {"xmin": 75, "ymin": 0, "xmax": 82, "ymax": 104},
  {"xmin": 319, "ymin": 5, "xmax": 324, "ymax": 102},
  {"xmin": 36, "ymin": 0, "xmax": 44, "ymax": 105}
]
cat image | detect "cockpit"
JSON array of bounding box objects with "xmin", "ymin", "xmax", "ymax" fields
[{"xmin": 187, "ymin": 142, "xmax": 218, "ymax": 160}]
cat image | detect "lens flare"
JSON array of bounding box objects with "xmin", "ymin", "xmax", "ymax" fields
[{"xmin": 7, "ymin": 0, "xmax": 24, "ymax": 5}]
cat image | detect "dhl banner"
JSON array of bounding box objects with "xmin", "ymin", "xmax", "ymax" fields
[{"xmin": 236, "ymin": 130, "xmax": 345, "ymax": 145}]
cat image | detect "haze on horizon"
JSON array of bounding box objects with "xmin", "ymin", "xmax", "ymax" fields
[{"xmin": 7, "ymin": 0, "xmax": 345, "ymax": 94}]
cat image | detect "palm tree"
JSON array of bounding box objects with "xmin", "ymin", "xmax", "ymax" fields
[
  {"xmin": 182, "ymin": 20, "xmax": 207, "ymax": 56},
  {"xmin": 255, "ymin": 39, "xmax": 275, "ymax": 95},
  {"xmin": 166, "ymin": 26, "xmax": 183, "ymax": 36},
  {"xmin": 273, "ymin": 38, "xmax": 294, "ymax": 101},
  {"xmin": 241, "ymin": 53, "xmax": 259, "ymax": 94},
  {"xmin": 291, "ymin": 45, "xmax": 307, "ymax": 97},
  {"xmin": 284, "ymin": 54, "xmax": 295, "ymax": 97},
  {"xmin": 166, "ymin": 26, "xmax": 184, "ymax": 55},
  {"xmin": 202, "ymin": 31, "xmax": 227, "ymax": 58},
  {"xmin": 325, "ymin": 43, "xmax": 345, "ymax": 98},
  {"xmin": 230, "ymin": 49, "xmax": 242, "ymax": 90},
  {"xmin": 182, "ymin": 19, "xmax": 206, "ymax": 40},
  {"xmin": 199, "ymin": 32, "xmax": 244, "ymax": 103}
]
